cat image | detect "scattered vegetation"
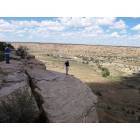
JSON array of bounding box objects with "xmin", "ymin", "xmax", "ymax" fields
[
  {"xmin": 96, "ymin": 62, "xmax": 110, "ymax": 77},
  {"xmin": 101, "ymin": 67, "xmax": 110, "ymax": 77}
]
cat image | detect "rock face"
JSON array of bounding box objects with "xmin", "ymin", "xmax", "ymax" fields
[
  {"xmin": 0, "ymin": 58, "xmax": 98, "ymax": 123},
  {"xmin": 26, "ymin": 59, "xmax": 98, "ymax": 123},
  {"xmin": 0, "ymin": 60, "xmax": 40, "ymax": 122}
]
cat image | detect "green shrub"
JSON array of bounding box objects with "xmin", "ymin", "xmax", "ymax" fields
[{"xmin": 101, "ymin": 67, "xmax": 110, "ymax": 77}]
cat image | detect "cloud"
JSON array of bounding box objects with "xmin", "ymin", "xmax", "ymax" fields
[
  {"xmin": 0, "ymin": 33, "xmax": 6, "ymax": 41},
  {"xmin": 110, "ymin": 32, "xmax": 120, "ymax": 37},
  {"xmin": 11, "ymin": 20, "xmax": 39, "ymax": 27},
  {"xmin": 95, "ymin": 17, "xmax": 116, "ymax": 25},
  {"xmin": 112, "ymin": 20, "xmax": 126, "ymax": 29},
  {"xmin": 0, "ymin": 19, "xmax": 16, "ymax": 32},
  {"xmin": 40, "ymin": 21, "xmax": 64, "ymax": 31},
  {"xmin": 0, "ymin": 19, "xmax": 65, "ymax": 32},
  {"xmin": 58, "ymin": 17, "xmax": 94, "ymax": 27},
  {"xmin": 128, "ymin": 34, "xmax": 140, "ymax": 40},
  {"xmin": 0, "ymin": 17, "xmax": 140, "ymax": 46},
  {"xmin": 132, "ymin": 24, "xmax": 140, "ymax": 31},
  {"xmin": 93, "ymin": 18, "xmax": 126, "ymax": 30}
]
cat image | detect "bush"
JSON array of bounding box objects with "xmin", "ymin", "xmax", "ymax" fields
[
  {"xmin": 101, "ymin": 67, "xmax": 110, "ymax": 77},
  {"xmin": 16, "ymin": 46, "xmax": 28, "ymax": 59},
  {"xmin": 0, "ymin": 42, "xmax": 14, "ymax": 61},
  {"xmin": 0, "ymin": 53, "xmax": 4, "ymax": 61},
  {"xmin": 0, "ymin": 42, "xmax": 14, "ymax": 52}
]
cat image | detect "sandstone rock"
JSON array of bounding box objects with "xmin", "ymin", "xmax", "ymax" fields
[
  {"xmin": 25, "ymin": 58, "xmax": 46, "ymax": 70},
  {"xmin": 0, "ymin": 60, "xmax": 40, "ymax": 122},
  {"xmin": 0, "ymin": 59, "xmax": 98, "ymax": 123},
  {"xmin": 26, "ymin": 59, "xmax": 98, "ymax": 123}
]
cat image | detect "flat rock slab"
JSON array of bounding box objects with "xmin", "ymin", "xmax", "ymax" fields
[{"xmin": 27, "ymin": 67, "xmax": 98, "ymax": 123}]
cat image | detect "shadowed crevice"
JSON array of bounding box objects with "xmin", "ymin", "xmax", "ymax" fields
[{"xmin": 25, "ymin": 71, "xmax": 49, "ymax": 123}]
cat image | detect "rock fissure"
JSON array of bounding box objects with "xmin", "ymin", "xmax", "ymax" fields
[
  {"xmin": 25, "ymin": 70, "xmax": 49, "ymax": 122},
  {"xmin": 82, "ymin": 103, "xmax": 97, "ymax": 122}
]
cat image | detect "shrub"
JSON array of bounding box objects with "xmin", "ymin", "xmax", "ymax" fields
[
  {"xmin": 0, "ymin": 53, "xmax": 4, "ymax": 61},
  {"xmin": 0, "ymin": 42, "xmax": 14, "ymax": 61},
  {"xmin": 16, "ymin": 46, "xmax": 28, "ymax": 59},
  {"xmin": 101, "ymin": 67, "xmax": 110, "ymax": 77},
  {"xmin": 0, "ymin": 42, "xmax": 14, "ymax": 51}
]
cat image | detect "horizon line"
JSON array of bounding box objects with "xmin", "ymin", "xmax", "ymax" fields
[{"xmin": 1, "ymin": 40, "xmax": 140, "ymax": 48}]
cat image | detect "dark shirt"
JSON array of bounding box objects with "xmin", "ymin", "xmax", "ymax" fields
[
  {"xmin": 65, "ymin": 61, "xmax": 69, "ymax": 67},
  {"xmin": 4, "ymin": 47, "xmax": 11, "ymax": 54}
]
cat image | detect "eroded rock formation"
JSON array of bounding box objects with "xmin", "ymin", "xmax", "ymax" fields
[
  {"xmin": 0, "ymin": 60, "xmax": 40, "ymax": 122},
  {"xmin": 0, "ymin": 57, "xmax": 98, "ymax": 123}
]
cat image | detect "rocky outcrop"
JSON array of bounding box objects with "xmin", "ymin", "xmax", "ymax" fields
[
  {"xmin": 0, "ymin": 60, "xmax": 40, "ymax": 122},
  {"xmin": 0, "ymin": 58, "xmax": 98, "ymax": 123}
]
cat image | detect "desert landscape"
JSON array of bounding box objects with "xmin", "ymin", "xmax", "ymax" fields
[{"xmin": 12, "ymin": 42, "xmax": 140, "ymax": 122}]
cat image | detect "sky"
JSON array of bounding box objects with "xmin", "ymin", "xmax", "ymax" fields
[{"xmin": 0, "ymin": 17, "xmax": 140, "ymax": 46}]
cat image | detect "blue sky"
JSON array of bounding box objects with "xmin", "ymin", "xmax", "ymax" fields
[{"xmin": 0, "ymin": 17, "xmax": 140, "ymax": 46}]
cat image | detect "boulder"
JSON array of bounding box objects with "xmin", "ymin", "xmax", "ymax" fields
[
  {"xmin": 0, "ymin": 60, "xmax": 40, "ymax": 122},
  {"xmin": 26, "ymin": 59, "xmax": 98, "ymax": 123}
]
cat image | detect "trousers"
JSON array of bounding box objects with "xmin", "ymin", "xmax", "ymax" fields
[{"xmin": 5, "ymin": 54, "xmax": 10, "ymax": 64}]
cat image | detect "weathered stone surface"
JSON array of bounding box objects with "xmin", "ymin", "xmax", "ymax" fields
[
  {"xmin": 25, "ymin": 58, "xmax": 46, "ymax": 70},
  {"xmin": 0, "ymin": 60, "xmax": 40, "ymax": 122},
  {"xmin": 26, "ymin": 59, "xmax": 98, "ymax": 123},
  {"xmin": 0, "ymin": 59, "xmax": 98, "ymax": 123}
]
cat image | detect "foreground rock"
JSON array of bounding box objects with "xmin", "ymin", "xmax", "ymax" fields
[
  {"xmin": 0, "ymin": 60, "xmax": 40, "ymax": 122},
  {"xmin": 26, "ymin": 59, "xmax": 98, "ymax": 123},
  {"xmin": 0, "ymin": 59, "xmax": 98, "ymax": 123}
]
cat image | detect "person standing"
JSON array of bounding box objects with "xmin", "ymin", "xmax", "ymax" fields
[
  {"xmin": 4, "ymin": 46, "xmax": 11, "ymax": 64},
  {"xmin": 64, "ymin": 60, "xmax": 70, "ymax": 75}
]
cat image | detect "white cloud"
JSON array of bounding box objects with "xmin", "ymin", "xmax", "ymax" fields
[
  {"xmin": 59, "ymin": 17, "xmax": 94, "ymax": 27},
  {"xmin": 95, "ymin": 17, "xmax": 116, "ymax": 25},
  {"xmin": 0, "ymin": 19, "xmax": 65, "ymax": 33},
  {"xmin": 40, "ymin": 21, "xmax": 64, "ymax": 31},
  {"xmin": 112, "ymin": 20, "xmax": 126, "ymax": 29},
  {"xmin": 132, "ymin": 24, "xmax": 140, "ymax": 31},
  {"xmin": 128, "ymin": 34, "xmax": 140, "ymax": 40},
  {"xmin": 0, "ymin": 19, "xmax": 10, "ymax": 27},
  {"xmin": 0, "ymin": 33, "xmax": 6, "ymax": 41},
  {"xmin": 0, "ymin": 19, "xmax": 16, "ymax": 32},
  {"xmin": 110, "ymin": 32, "xmax": 120, "ymax": 37},
  {"xmin": 93, "ymin": 18, "xmax": 126, "ymax": 30},
  {"xmin": 11, "ymin": 20, "xmax": 39, "ymax": 27}
]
